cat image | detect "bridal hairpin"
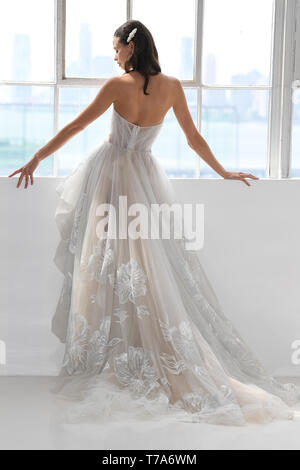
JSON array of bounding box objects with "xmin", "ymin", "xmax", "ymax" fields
[{"xmin": 127, "ymin": 27, "xmax": 137, "ymax": 43}]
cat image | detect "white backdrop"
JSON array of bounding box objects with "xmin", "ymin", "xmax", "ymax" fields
[{"xmin": 1, "ymin": 176, "xmax": 300, "ymax": 377}]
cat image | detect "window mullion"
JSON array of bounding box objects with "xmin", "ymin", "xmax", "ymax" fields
[
  {"xmin": 53, "ymin": 0, "xmax": 66, "ymax": 177},
  {"xmin": 55, "ymin": 0, "xmax": 65, "ymax": 84},
  {"xmin": 281, "ymin": 0, "xmax": 297, "ymax": 178},
  {"xmin": 194, "ymin": 0, "xmax": 204, "ymax": 85},
  {"xmin": 127, "ymin": 0, "xmax": 132, "ymax": 20},
  {"xmin": 268, "ymin": 0, "xmax": 296, "ymax": 179},
  {"xmin": 267, "ymin": 0, "xmax": 286, "ymax": 179},
  {"xmin": 194, "ymin": 0, "xmax": 204, "ymax": 178},
  {"xmin": 295, "ymin": 0, "xmax": 300, "ymax": 82}
]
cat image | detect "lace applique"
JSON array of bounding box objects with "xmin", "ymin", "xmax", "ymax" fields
[
  {"xmin": 159, "ymin": 319, "xmax": 199, "ymax": 363},
  {"xmin": 112, "ymin": 346, "xmax": 161, "ymax": 398},
  {"xmin": 84, "ymin": 237, "xmax": 114, "ymax": 283},
  {"xmin": 176, "ymin": 252, "xmax": 300, "ymax": 400},
  {"xmin": 52, "ymin": 113, "xmax": 300, "ymax": 425},
  {"xmin": 113, "ymin": 308, "xmax": 130, "ymax": 324},
  {"xmin": 62, "ymin": 313, "xmax": 123, "ymax": 375},
  {"xmin": 160, "ymin": 352, "xmax": 187, "ymax": 375},
  {"xmin": 178, "ymin": 256, "xmax": 204, "ymax": 302},
  {"xmin": 69, "ymin": 192, "xmax": 87, "ymax": 254},
  {"xmin": 181, "ymin": 384, "xmax": 239, "ymax": 419},
  {"xmin": 62, "ymin": 313, "xmax": 89, "ymax": 374},
  {"xmin": 109, "ymin": 258, "xmax": 148, "ymax": 305},
  {"xmin": 136, "ymin": 304, "xmax": 151, "ymax": 319},
  {"xmin": 177, "ymin": 248, "xmax": 272, "ymax": 379}
]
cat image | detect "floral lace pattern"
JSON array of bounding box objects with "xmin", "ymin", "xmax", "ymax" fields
[
  {"xmin": 113, "ymin": 308, "xmax": 130, "ymax": 324},
  {"xmin": 108, "ymin": 258, "xmax": 148, "ymax": 305},
  {"xmin": 112, "ymin": 346, "xmax": 161, "ymax": 398},
  {"xmin": 52, "ymin": 102, "xmax": 300, "ymax": 425},
  {"xmin": 159, "ymin": 319, "xmax": 199, "ymax": 363},
  {"xmin": 84, "ymin": 237, "xmax": 114, "ymax": 283},
  {"xmin": 58, "ymin": 235, "xmax": 300, "ymax": 423},
  {"xmin": 62, "ymin": 313, "xmax": 123, "ymax": 375},
  {"xmin": 177, "ymin": 246, "xmax": 278, "ymax": 380},
  {"xmin": 69, "ymin": 192, "xmax": 87, "ymax": 254},
  {"xmin": 159, "ymin": 352, "xmax": 187, "ymax": 375},
  {"xmin": 136, "ymin": 304, "xmax": 151, "ymax": 319},
  {"xmin": 56, "ymin": 232, "xmax": 300, "ymax": 425},
  {"xmin": 182, "ymin": 384, "xmax": 237, "ymax": 414}
]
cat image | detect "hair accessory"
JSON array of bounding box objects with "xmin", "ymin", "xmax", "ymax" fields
[{"xmin": 127, "ymin": 27, "xmax": 137, "ymax": 43}]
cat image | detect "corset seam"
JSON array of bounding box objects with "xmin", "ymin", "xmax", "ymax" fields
[{"xmin": 105, "ymin": 139, "xmax": 152, "ymax": 156}]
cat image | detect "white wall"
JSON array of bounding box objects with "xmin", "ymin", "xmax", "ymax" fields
[{"xmin": 0, "ymin": 176, "xmax": 300, "ymax": 377}]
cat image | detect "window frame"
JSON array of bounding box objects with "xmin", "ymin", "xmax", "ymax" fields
[
  {"xmin": 268, "ymin": 0, "xmax": 298, "ymax": 178},
  {"xmin": 291, "ymin": 0, "xmax": 300, "ymax": 176},
  {"xmin": 1, "ymin": 0, "xmax": 298, "ymax": 179}
]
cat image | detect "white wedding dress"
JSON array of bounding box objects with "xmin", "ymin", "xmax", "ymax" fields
[{"xmin": 50, "ymin": 105, "xmax": 300, "ymax": 426}]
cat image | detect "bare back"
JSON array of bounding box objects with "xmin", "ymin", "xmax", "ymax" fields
[{"xmin": 113, "ymin": 72, "xmax": 176, "ymax": 127}]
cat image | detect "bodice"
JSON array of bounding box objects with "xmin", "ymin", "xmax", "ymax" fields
[{"xmin": 106, "ymin": 107, "xmax": 164, "ymax": 153}]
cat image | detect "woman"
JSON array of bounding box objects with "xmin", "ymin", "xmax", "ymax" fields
[{"xmin": 8, "ymin": 20, "xmax": 300, "ymax": 426}]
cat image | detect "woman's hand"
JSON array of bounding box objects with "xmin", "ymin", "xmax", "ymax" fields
[
  {"xmin": 222, "ymin": 171, "xmax": 260, "ymax": 187},
  {"xmin": 8, "ymin": 154, "xmax": 40, "ymax": 189}
]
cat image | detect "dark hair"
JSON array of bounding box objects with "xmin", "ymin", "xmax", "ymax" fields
[{"xmin": 114, "ymin": 20, "xmax": 161, "ymax": 95}]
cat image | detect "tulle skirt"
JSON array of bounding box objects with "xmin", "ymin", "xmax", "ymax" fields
[{"xmin": 50, "ymin": 138, "xmax": 300, "ymax": 426}]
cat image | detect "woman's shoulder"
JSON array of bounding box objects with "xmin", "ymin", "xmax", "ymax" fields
[
  {"xmin": 111, "ymin": 72, "xmax": 179, "ymax": 104},
  {"xmin": 115, "ymin": 71, "xmax": 177, "ymax": 84}
]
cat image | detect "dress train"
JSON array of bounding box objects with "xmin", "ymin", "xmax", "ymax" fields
[{"xmin": 50, "ymin": 106, "xmax": 300, "ymax": 426}]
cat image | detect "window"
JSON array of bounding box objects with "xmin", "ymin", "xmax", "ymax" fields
[
  {"xmin": 200, "ymin": 0, "xmax": 273, "ymax": 178},
  {"xmin": 0, "ymin": 0, "xmax": 298, "ymax": 179},
  {"xmin": 0, "ymin": 0, "xmax": 55, "ymax": 177}
]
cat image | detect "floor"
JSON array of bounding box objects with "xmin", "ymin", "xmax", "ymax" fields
[{"xmin": 1, "ymin": 376, "xmax": 300, "ymax": 450}]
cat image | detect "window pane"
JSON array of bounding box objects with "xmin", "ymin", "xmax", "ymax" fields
[
  {"xmin": 57, "ymin": 88, "xmax": 111, "ymax": 176},
  {"xmin": 153, "ymin": 89, "xmax": 198, "ymax": 178},
  {"xmin": 133, "ymin": 0, "xmax": 196, "ymax": 80},
  {"xmin": 0, "ymin": 0, "xmax": 54, "ymax": 82},
  {"xmin": 202, "ymin": 0, "xmax": 274, "ymax": 86},
  {"xmin": 65, "ymin": 0, "xmax": 126, "ymax": 79},
  {"xmin": 0, "ymin": 85, "xmax": 54, "ymax": 177},
  {"xmin": 200, "ymin": 89, "xmax": 269, "ymax": 177},
  {"xmin": 291, "ymin": 89, "xmax": 300, "ymax": 177}
]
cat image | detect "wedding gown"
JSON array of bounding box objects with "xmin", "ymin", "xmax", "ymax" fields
[{"xmin": 50, "ymin": 105, "xmax": 300, "ymax": 426}]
